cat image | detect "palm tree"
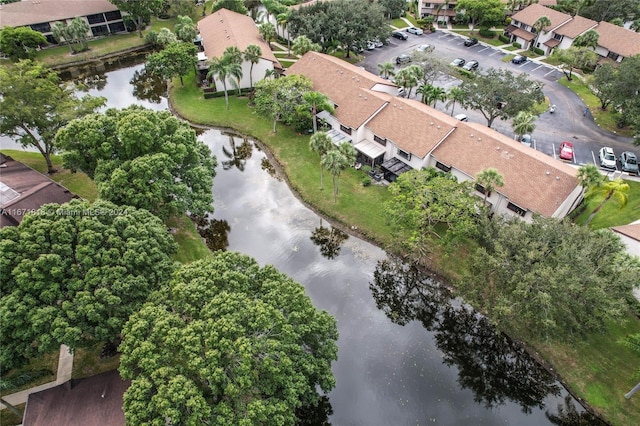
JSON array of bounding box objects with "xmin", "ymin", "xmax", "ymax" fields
[
  {"xmin": 394, "ymin": 66, "xmax": 420, "ymax": 98},
  {"xmin": 303, "ymin": 91, "xmax": 334, "ymax": 133},
  {"xmin": 244, "ymin": 44, "xmax": 262, "ymax": 89},
  {"xmin": 174, "ymin": 15, "xmax": 196, "ymax": 43},
  {"xmin": 207, "ymin": 56, "xmax": 243, "ymax": 110},
  {"xmin": 531, "ymin": 16, "xmax": 551, "ymax": 51},
  {"xmin": 573, "ymin": 29, "xmax": 599, "ymax": 50},
  {"xmin": 584, "ymin": 178, "xmax": 630, "ymax": 225},
  {"xmin": 377, "ymin": 62, "xmax": 395, "ymax": 80},
  {"xmin": 475, "ymin": 168, "xmax": 504, "ymax": 206},
  {"xmin": 511, "ymin": 111, "xmax": 536, "ymax": 141},
  {"xmin": 322, "ymin": 148, "xmax": 349, "ymax": 202},
  {"xmin": 277, "ymin": 10, "xmax": 292, "ymax": 54},
  {"xmin": 337, "ymin": 141, "xmax": 357, "ymax": 170},
  {"xmin": 576, "ymin": 164, "xmax": 604, "ymax": 188},
  {"xmin": 258, "ymin": 22, "xmax": 277, "ymax": 48},
  {"xmin": 223, "ymin": 46, "xmax": 243, "ymax": 65},
  {"xmin": 309, "ymin": 131, "xmax": 334, "ymax": 190},
  {"xmin": 445, "ymin": 86, "xmax": 465, "ymax": 116},
  {"xmin": 417, "ymin": 84, "xmax": 446, "ymax": 107}
]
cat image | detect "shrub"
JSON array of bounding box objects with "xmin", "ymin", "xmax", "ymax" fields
[
  {"xmin": 533, "ymin": 47, "xmax": 545, "ymax": 55},
  {"xmin": 362, "ymin": 176, "xmax": 372, "ymax": 187},
  {"xmin": 512, "ymin": 42, "xmax": 522, "ymax": 48},
  {"xmin": 479, "ymin": 28, "xmax": 495, "ymax": 38},
  {"xmin": 456, "ymin": 68, "xmax": 475, "ymax": 79},
  {"xmin": 361, "ymin": 165, "xmax": 372, "ymax": 174},
  {"xmin": 499, "ymin": 34, "xmax": 510, "ymax": 44}
]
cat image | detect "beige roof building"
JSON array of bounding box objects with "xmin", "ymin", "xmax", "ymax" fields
[
  {"xmin": 510, "ymin": 4, "xmax": 572, "ymax": 30},
  {"xmin": 0, "ymin": 0, "xmax": 119, "ymax": 28},
  {"xmin": 594, "ymin": 21, "xmax": 640, "ymax": 59},
  {"xmin": 553, "ymin": 15, "xmax": 597, "ymax": 38}
]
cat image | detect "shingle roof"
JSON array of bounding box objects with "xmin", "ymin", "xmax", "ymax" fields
[
  {"xmin": 612, "ymin": 223, "xmax": 640, "ymax": 242},
  {"xmin": 594, "ymin": 21, "xmax": 640, "ymax": 58},
  {"xmin": 511, "ymin": 4, "xmax": 571, "ymax": 29},
  {"xmin": 431, "ymin": 122, "xmax": 579, "ymax": 216},
  {"xmin": 0, "ymin": 0, "xmax": 119, "ymax": 29},
  {"xmin": 365, "ymin": 96, "xmax": 458, "ymax": 158},
  {"xmin": 197, "ymin": 9, "xmax": 281, "ymax": 67},
  {"xmin": 553, "ymin": 15, "xmax": 597, "ymax": 38},
  {"xmin": 287, "ymin": 51, "xmax": 396, "ymax": 129}
]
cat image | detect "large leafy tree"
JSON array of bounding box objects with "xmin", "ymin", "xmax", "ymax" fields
[
  {"xmin": 409, "ymin": 51, "xmax": 449, "ymax": 86},
  {"xmin": 455, "ymin": 0, "xmax": 504, "ymax": 33},
  {"xmin": 291, "ymin": 35, "xmax": 321, "ymax": 56},
  {"xmin": 0, "ymin": 60, "xmax": 105, "ymax": 173},
  {"xmin": 253, "ymin": 74, "xmax": 313, "ymax": 132},
  {"xmin": 378, "ymin": 0, "xmax": 406, "ymax": 19},
  {"xmin": 461, "ymin": 217, "xmax": 639, "ymax": 340},
  {"xmin": 119, "ymin": 252, "xmax": 338, "ymax": 425},
  {"xmin": 580, "ymin": 0, "xmax": 640, "ymax": 22},
  {"xmin": 0, "ymin": 26, "xmax": 47, "ymax": 60},
  {"xmin": 0, "ymin": 199, "xmax": 176, "ymax": 373},
  {"xmin": 212, "ymin": 0, "xmax": 248, "ymax": 14},
  {"xmin": 458, "ymin": 67, "xmax": 544, "ymax": 127},
  {"xmin": 384, "ymin": 168, "xmax": 481, "ymax": 261},
  {"xmin": 109, "ymin": 0, "xmax": 163, "ymax": 37},
  {"xmin": 55, "ymin": 106, "xmax": 216, "ymax": 219},
  {"xmin": 590, "ymin": 63, "xmax": 617, "ymax": 110},
  {"xmin": 145, "ymin": 41, "xmax": 197, "ymax": 86},
  {"xmin": 551, "ymin": 46, "xmax": 597, "ymax": 81}
]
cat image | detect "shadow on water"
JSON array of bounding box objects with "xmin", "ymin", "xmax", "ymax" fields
[
  {"xmin": 221, "ymin": 133, "xmax": 254, "ymax": 171},
  {"xmin": 191, "ymin": 215, "xmax": 231, "ymax": 252},
  {"xmin": 369, "ymin": 256, "xmax": 606, "ymax": 424},
  {"xmin": 129, "ymin": 68, "xmax": 167, "ymax": 104},
  {"xmin": 310, "ymin": 220, "xmax": 348, "ymax": 260}
]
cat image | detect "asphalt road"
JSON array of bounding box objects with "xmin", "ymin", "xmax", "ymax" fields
[{"xmin": 357, "ymin": 30, "xmax": 639, "ymax": 172}]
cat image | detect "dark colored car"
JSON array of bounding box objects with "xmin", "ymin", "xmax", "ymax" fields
[
  {"xmin": 464, "ymin": 37, "xmax": 478, "ymax": 47},
  {"xmin": 511, "ymin": 55, "xmax": 527, "ymax": 64},
  {"xmin": 450, "ymin": 58, "xmax": 465, "ymax": 67},
  {"xmin": 391, "ymin": 31, "xmax": 409, "ymax": 40},
  {"xmin": 462, "ymin": 60, "xmax": 479, "ymax": 71},
  {"xmin": 396, "ymin": 54, "xmax": 412, "ymax": 65}
]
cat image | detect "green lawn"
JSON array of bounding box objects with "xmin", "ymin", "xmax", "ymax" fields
[
  {"xmin": 558, "ymin": 77, "xmax": 634, "ymax": 137},
  {"xmin": 391, "ymin": 18, "xmax": 409, "ymax": 29},
  {"xmin": 573, "ymin": 179, "xmax": 640, "ymax": 229},
  {"xmin": 503, "ymin": 45, "xmax": 519, "ymax": 51}
]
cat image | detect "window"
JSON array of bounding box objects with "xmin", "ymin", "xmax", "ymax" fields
[
  {"xmin": 91, "ymin": 25, "xmax": 109, "ymax": 36},
  {"xmin": 435, "ymin": 161, "xmax": 450, "ymax": 172},
  {"xmin": 104, "ymin": 10, "xmax": 123, "ymax": 21},
  {"xmin": 506, "ymin": 202, "xmax": 526, "ymax": 217},
  {"xmin": 475, "ymin": 183, "xmax": 490, "ymax": 197},
  {"xmin": 108, "ymin": 22, "xmax": 126, "ymax": 33},
  {"xmin": 87, "ymin": 13, "xmax": 105, "ymax": 24},
  {"xmin": 30, "ymin": 22, "xmax": 51, "ymax": 33},
  {"xmin": 607, "ymin": 51, "xmax": 619, "ymax": 61},
  {"xmin": 373, "ymin": 135, "xmax": 387, "ymax": 146},
  {"xmin": 397, "ymin": 149, "xmax": 411, "ymax": 160},
  {"xmin": 340, "ymin": 124, "xmax": 352, "ymax": 135},
  {"xmin": 553, "ymin": 33, "xmax": 563, "ymax": 41}
]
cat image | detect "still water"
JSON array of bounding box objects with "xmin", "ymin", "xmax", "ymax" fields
[{"xmin": 1, "ymin": 59, "xmax": 599, "ymax": 425}]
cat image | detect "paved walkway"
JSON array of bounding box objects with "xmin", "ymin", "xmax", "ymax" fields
[{"xmin": 0, "ymin": 345, "xmax": 74, "ymax": 410}]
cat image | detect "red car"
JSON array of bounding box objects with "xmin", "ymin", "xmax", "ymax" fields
[{"xmin": 559, "ymin": 141, "xmax": 574, "ymax": 161}]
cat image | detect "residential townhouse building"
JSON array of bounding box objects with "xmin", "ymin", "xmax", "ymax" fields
[
  {"xmin": 0, "ymin": 0, "xmax": 126, "ymax": 44},
  {"xmin": 416, "ymin": 0, "xmax": 557, "ymax": 23},
  {"xmin": 197, "ymin": 8, "xmax": 282, "ymax": 90},
  {"xmin": 287, "ymin": 52, "xmax": 583, "ymax": 221}
]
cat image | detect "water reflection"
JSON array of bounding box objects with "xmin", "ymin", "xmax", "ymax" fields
[
  {"xmin": 545, "ymin": 395, "xmax": 607, "ymax": 426},
  {"xmin": 370, "ymin": 256, "xmax": 563, "ymax": 413},
  {"xmin": 191, "ymin": 215, "xmax": 231, "ymax": 252},
  {"xmin": 221, "ymin": 133, "xmax": 253, "ymax": 171},
  {"xmin": 310, "ymin": 220, "xmax": 348, "ymax": 260},
  {"xmin": 295, "ymin": 395, "xmax": 333, "ymax": 426},
  {"xmin": 74, "ymin": 72, "xmax": 107, "ymax": 91},
  {"xmin": 130, "ymin": 68, "xmax": 166, "ymax": 104}
]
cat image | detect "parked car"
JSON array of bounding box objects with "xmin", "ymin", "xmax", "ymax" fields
[
  {"xmin": 464, "ymin": 37, "xmax": 478, "ymax": 47},
  {"xmin": 598, "ymin": 146, "xmax": 617, "ymax": 169},
  {"xmin": 396, "ymin": 54, "xmax": 412, "ymax": 64},
  {"xmin": 620, "ymin": 151, "xmax": 639, "ymax": 174},
  {"xmin": 407, "ymin": 26, "xmax": 424, "ymax": 35},
  {"xmin": 520, "ymin": 134, "xmax": 532, "ymax": 148},
  {"xmin": 391, "ymin": 31, "xmax": 409, "ymax": 40},
  {"xmin": 511, "ymin": 55, "xmax": 527, "ymax": 64},
  {"xmin": 373, "ymin": 39, "xmax": 384, "ymax": 48},
  {"xmin": 462, "ymin": 60, "xmax": 479, "ymax": 71},
  {"xmin": 450, "ymin": 58, "xmax": 465, "ymax": 67},
  {"xmin": 454, "ymin": 113, "xmax": 468, "ymax": 122},
  {"xmin": 415, "ymin": 44, "xmax": 433, "ymax": 53},
  {"xmin": 559, "ymin": 141, "xmax": 574, "ymax": 161},
  {"xmin": 366, "ymin": 41, "xmax": 376, "ymax": 50}
]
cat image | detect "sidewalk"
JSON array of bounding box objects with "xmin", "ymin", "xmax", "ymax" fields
[{"xmin": 0, "ymin": 345, "xmax": 74, "ymax": 410}]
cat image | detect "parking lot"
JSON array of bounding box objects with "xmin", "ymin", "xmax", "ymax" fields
[{"xmin": 357, "ymin": 29, "xmax": 639, "ymax": 175}]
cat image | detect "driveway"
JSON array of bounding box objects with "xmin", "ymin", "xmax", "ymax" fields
[{"xmin": 357, "ymin": 30, "xmax": 639, "ymax": 172}]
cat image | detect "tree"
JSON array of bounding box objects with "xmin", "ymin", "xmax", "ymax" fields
[
  {"xmin": 573, "ymin": 29, "xmax": 599, "ymax": 50},
  {"xmin": 551, "ymin": 46, "xmax": 597, "ymax": 81},
  {"xmin": 321, "ymin": 146, "xmax": 350, "ymax": 202},
  {"xmin": 384, "ymin": 168, "xmax": 481, "ymax": 260},
  {"xmin": 207, "ymin": 54, "xmax": 243, "ymax": 110},
  {"xmin": 445, "ymin": 86, "xmax": 465, "ymax": 116},
  {"xmin": 511, "ymin": 111, "xmax": 537, "ymax": 141},
  {"xmin": 475, "ymin": 168, "xmax": 504, "ymax": 206},
  {"xmin": 377, "ymin": 61, "xmax": 395, "ymax": 80},
  {"xmin": 211, "ymin": 0, "xmax": 248, "ymax": 14},
  {"xmin": 576, "ymin": 164, "xmax": 603, "ymax": 188},
  {"xmin": 394, "ymin": 65, "xmax": 422, "ymax": 99},
  {"xmin": 460, "ymin": 217, "xmax": 639, "ymax": 340},
  {"xmin": 458, "ymin": 68, "xmax": 544, "ymax": 127},
  {"xmin": 309, "ymin": 131, "xmax": 334, "ymax": 190},
  {"xmin": 0, "ymin": 199, "xmax": 177, "ymax": 373},
  {"xmin": 244, "ymin": 44, "xmax": 262, "ymax": 89},
  {"xmin": 0, "ymin": 60, "xmax": 105, "ymax": 173},
  {"xmin": 455, "ymin": 0, "xmax": 504, "ymax": 33},
  {"xmin": 174, "ymin": 15, "xmax": 196, "ymax": 42},
  {"xmin": 277, "ymin": 10, "xmax": 292, "ymax": 54},
  {"xmin": 259, "ymin": 22, "xmax": 277, "ymax": 47},
  {"xmin": 291, "ymin": 35, "xmax": 321, "ymax": 56},
  {"xmin": 584, "ymin": 178, "xmax": 630, "ymax": 225},
  {"xmin": 531, "ymin": 16, "xmax": 551, "ymax": 51},
  {"xmin": 109, "ymin": 0, "xmax": 163, "ymax": 37},
  {"xmin": 145, "ymin": 42, "xmax": 197, "ymax": 86},
  {"xmin": 410, "ymin": 52, "xmax": 449, "ymax": 85},
  {"xmin": 52, "ymin": 22, "xmax": 75, "ymax": 53},
  {"xmin": 303, "ymin": 91, "xmax": 334, "ymax": 133},
  {"xmin": 118, "ymin": 252, "xmax": 338, "ymax": 425},
  {"xmin": 55, "ymin": 106, "xmax": 216, "ymax": 219},
  {"xmin": 621, "ymin": 333, "xmax": 640, "ymax": 399},
  {"xmin": 253, "ymin": 74, "xmax": 313, "ymax": 132},
  {"xmin": 378, "ymin": 0, "xmax": 406, "ymax": 19},
  {"xmin": 0, "ymin": 26, "xmax": 47, "ymax": 61},
  {"xmin": 417, "ymin": 83, "xmax": 446, "ymax": 107},
  {"xmin": 589, "ymin": 63, "xmax": 618, "ymax": 110},
  {"xmin": 580, "ymin": 0, "xmax": 640, "ymax": 22}
]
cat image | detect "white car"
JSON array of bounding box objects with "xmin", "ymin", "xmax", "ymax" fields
[
  {"xmin": 598, "ymin": 147, "xmax": 617, "ymax": 169},
  {"xmin": 406, "ymin": 27, "xmax": 423, "ymax": 35},
  {"xmin": 415, "ymin": 44, "xmax": 433, "ymax": 53}
]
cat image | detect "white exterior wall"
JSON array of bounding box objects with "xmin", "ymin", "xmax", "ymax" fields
[
  {"xmin": 614, "ymin": 232, "xmax": 640, "ymax": 258},
  {"xmin": 360, "ymin": 127, "xmax": 394, "ymax": 157},
  {"xmin": 221, "ymin": 58, "xmax": 273, "ymax": 90},
  {"xmin": 594, "ymin": 45, "xmax": 609, "ymax": 58},
  {"xmin": 557, "ymin": 36, "xmax": 574, "ymax": 50}
]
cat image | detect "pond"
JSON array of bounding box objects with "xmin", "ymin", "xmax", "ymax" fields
[{"xmin": 1, "ymin": 58, "xmax": 602, "ymax": 425}]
